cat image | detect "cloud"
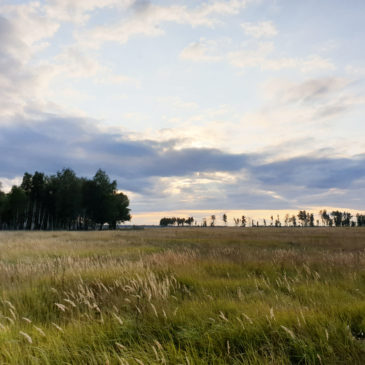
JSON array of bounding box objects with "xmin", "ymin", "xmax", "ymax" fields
[
  {"xmin": 45, "ymin": 0, "xmax": 134, "ymax": 24},
  {"xmin": 0, "ymin": 15, "xmax": 54, "ymax": 118},
  {"xmin": 1, "ymin": 113, "xmax": 364, "ymax": 210},
  {"xmin": 228, "ymin": 43, "xmax": 335, "ymax": 73},
  {"xmin": 0, "ymin": 114, "xmax": 248, "ymax": 181},
  {"xmin": 0, "ymin": 5, "xmax": 138, "ymax": 123},
  {"xmin": 76, "ymin": 0, "xmax": 250, "ymax": 48},
  {"xmin": 0, "ymin": 176, "xmax": 22, "ymax": 193},
  {"xmin": 0, "ymin": 0, "xmax": 363, "ymax": 214},
  {"xmin": 260, "ymin": 76, "xmax": 365, "ymax": 122},
  {"xmin": 241, "ymin": 21, "xmax": 278, "ymax": 38},
  {"xmin": 0, "ymin": 2, "xmax": 59, "ymax": 47},
  {"xmin": 264, "ymin": 77, "xmax": 352, "ymax": 104},
  {"xmin": 180, "ymin": 37, "xmax": 335, "ymax": 73},
  {"xmin": 180, "ymin": 39, "xmax": 222, "ymax": 62},
  {"xmin": 53, "ymin": 46, "xmax": 138, "ymax": 85},
  {"xmin": 253, "ymin": 156, "xmax": 365, "ymax": 190}
]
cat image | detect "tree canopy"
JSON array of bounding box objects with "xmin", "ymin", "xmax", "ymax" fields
[{"xmin": 0, "ymin": 169, "xmax": 131, "ymax": 230}]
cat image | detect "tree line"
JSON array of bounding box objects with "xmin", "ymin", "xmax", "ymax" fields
[
  {"xmin": 0, "ymin": 169, "xmax": 131, "ymax": 230},
  {"xmin": 159, "ymin": 217, "xmax": 194, "ymax": 226},
  {"xmin": 160, "ymin": 210, "xmax": 365, "ymax": 227}
]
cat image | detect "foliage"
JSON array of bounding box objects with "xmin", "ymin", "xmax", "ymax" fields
[
  {"xmin": 0, "ymin": 169, "xmax": 131, "ymax": 230},
  {"xmin": 159, "ymin": 217, "xmax": 194, "ymax": 226}
]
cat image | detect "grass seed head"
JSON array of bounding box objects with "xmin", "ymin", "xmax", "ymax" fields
[{"xmin": 19, "ymin": 331, "xmax": 32, "ymax": 344}]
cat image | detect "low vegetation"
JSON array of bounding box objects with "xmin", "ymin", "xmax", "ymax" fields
[{"xmin": 0, "ymin": 228, "xmax": 365, "ymax": 364}]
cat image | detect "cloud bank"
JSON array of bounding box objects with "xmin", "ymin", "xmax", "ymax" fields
[{"xmin": 1, "ymin": 114, "xmax": 364, "ymax": 211}]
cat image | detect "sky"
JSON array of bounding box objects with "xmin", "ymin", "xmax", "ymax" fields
[{"xmin": 0, "ymin": 0, "xmax": 364, "ymax": 224}]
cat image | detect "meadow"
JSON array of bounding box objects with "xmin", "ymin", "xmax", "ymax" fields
[{"xmin": 0, "ymin": 228, "xmax": 364, "ymax": 364}]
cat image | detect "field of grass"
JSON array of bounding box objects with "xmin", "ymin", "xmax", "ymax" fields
[{"xmin": 0, "ymin": 228, "xmax": 365, "ymax": 364}]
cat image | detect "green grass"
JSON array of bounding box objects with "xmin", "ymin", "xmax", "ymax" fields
[{"xmin": 0, "ymin": 228, "xmax": 364, "ymax": 364}]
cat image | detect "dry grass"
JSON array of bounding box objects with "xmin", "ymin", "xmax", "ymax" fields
[{"xmin": 0, "ymin": 228, "xmax": 364, "ymax": 364}]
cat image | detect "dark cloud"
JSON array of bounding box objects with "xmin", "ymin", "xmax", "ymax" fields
[
  {"xmin": 1, "ymin": 114, "xmax": 364, "ymax": 210},
  {"xmin": 0, "ymin": 114, "xmax": 249, "ymax": 179},
  {"xmin": 254, "ymin": 156, "xmax": 365, "ymax": 189}
]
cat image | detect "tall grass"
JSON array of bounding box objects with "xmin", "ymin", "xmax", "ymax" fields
[{"xmin": 0, "ymin": 228, "xmax": 364, "ymax": 364}]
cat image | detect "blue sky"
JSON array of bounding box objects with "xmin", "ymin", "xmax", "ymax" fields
[{"xmin": 0, "ymin": 0, "xmax": 364, "ymax": 224}]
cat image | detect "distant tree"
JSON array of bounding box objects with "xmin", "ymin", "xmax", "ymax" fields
[
  {"xmin": 160, "ymin": 217, "xmax": 194, "ymax": 227},
  {"xmin": 342, "ymin": 212, "xmax": 352, "ymax": 227},
  {"xmin": 222, "ymin": 213, "xmax": 227, "ymax": 226},
  {"xmin": 176, "ymin": 217, "xmax": 186, "ymax": 226},
  {"xmin": 290, "ymin": 215, "xmax": 297, "ymax": 227},
  {"xmin": 331, "ymin": 211, "xmax": 343, "ymax": 227},
  {"xmin": 202, "ymin": 218, "xmax": 207, "ymax": 227},
  {"xmin": 241, "ymin": 215, "xmax": 246, "ymax": 227},
  {"xmin": 160, "ymin": 217, "xmax": 168, "ymax": 226},
  {"xmin": 263, "ymin": 219, "xmax": 267, "ymax": 227},
  {"xmin": 319, "ymin": 210, "xmax": 331, "ymax": 226},
  {"xmin": 275, "ymin": 215, "xmax": 281, "ymax": 227},
  {"xmin": 210, "ymin": 215, "xmax": 216, "ymax": 227},
  {"xmin": 356, "ymin": 214, "xmax": 365, "ymax": 227},
  {"xmin": 309, "ymin": 213, "xmax": 314, "ymax": 227},
  {"xmin": 270, "ymin": 215, "xmax": 274, "ymax": 226},
  {"xmin": 186, "ymin": 217, "xmax": 194, "ymax": 226},
  {"xmin": 297, "ymin": 210, "xmax": 308, "ymax": 226},
  {"xmin": 284, "ymin": 214, "xmax": 289, "ymax": 226}
]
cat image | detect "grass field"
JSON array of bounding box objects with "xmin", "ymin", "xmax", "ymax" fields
[{"xmin": 0, "ymin": 228, "xmax": 365, "ymax": 364}]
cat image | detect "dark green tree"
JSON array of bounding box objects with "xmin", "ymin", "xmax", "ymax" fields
[
  {"xmin": 1, "ymin": 169, "xmax": 131, "ymax": 231},
  {"xmin": 297, "ymin": 210, "xmax": 308, "ymax": 226},
  {"xmin": 54, "ymin": 169, "xmax": 82, "ymax": 230},
  {"xmin": 331, "ymin": 211, "xmax": 343, "ymax": 227},
  {"xmin": 108, "ymin": 192, "xmax": 131, "ymax": 229},
  {"xmin": 3, "ymin": 186, "xmax": 27, "ymax": 229}
]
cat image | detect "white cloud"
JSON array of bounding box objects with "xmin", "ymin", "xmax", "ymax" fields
[
  {"xmin": 0, "ymin": 176, "xmax": 22, "ymax": 193},
  {"xmin": 53, "ymin": 46, "xmax": 137, "ymax": 85},
  {"xmin": 299, "ymin": 55, "xmax": 336, "ymax": 73},
  {"xmin": 45, "ymin": 0, "xmax": 134, "ymax": 24},
  {"xmin": 77, "ymin": 0, "xmax": 250, "ymax": 48},
  {"xmin": 180, "ymin": 39, "xmax": 222, "ymax": 62},
  {"xmin": 180, "ymin": 37, "xmax": 335, "ymax": 73},
  {"xmin": 0, "ymin": 15, "xmax": 56, "ymax": 119},
  {"xmin": 56, "ymin": 47, "xmax": 100, "ymax": 78},
  {"xmin": 0, "ymin": 3, "xmax": 59, "ymax": 48},
  {"xmin": 228, "ymin": 41, "xmax": 274, "ymax": 68},
  {"xmin": 228, "ymin": 43, "xmax": 335, "ymax": 72},
  {"xmin": 241, "ymin": 21, "xmax": 278, "ymax": 38}
]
